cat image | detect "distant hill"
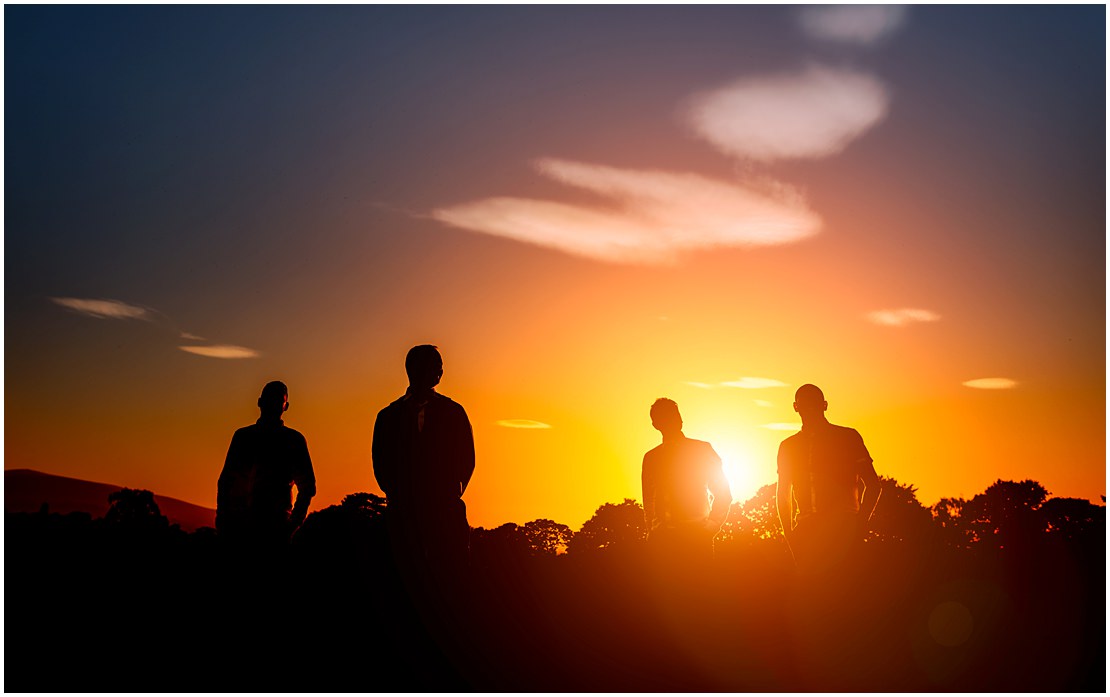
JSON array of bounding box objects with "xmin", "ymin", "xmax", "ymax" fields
[{"xmin": 5, "ymin": 469, "xmax": 215, "ymax": 532}]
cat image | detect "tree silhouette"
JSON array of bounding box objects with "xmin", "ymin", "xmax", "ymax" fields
[
  {"xmin": 718, "ymin": 483, "xmax": 780, "ymax": 542},
  {"xmin": 1041, "ymin": 496, "xmax": 1105, "ymax": 543},
  {"xmin": 566, "ymin": 499, "xmax": 646, "ymax": 555},
  {"xmin": 105, "ymin": 488, "xmax": 168, "ymax": 530},
  {"xmin": 471, "ymin": 522, "xmax": 532, "ymax": 568},
  {"xmin": 962, "ymin": 479, "xmax": 1049, "ymax": 549},
  {"xmin": 522, "ymin": 518, "xmax": 574, "ymax": 556},
  {"xmin": 931, "ymin": 496, "xmax": 971, "ymax": 548},
  {"xmin": 866, "ymin": 476, "xmax": 934, "ymax": 543}
]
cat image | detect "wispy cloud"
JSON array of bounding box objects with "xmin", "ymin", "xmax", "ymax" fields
[
  {"xmin": 688, "ymin": 377, "xmax": 788, "ymax": 389},
  {"xmin": 51, "ymin": 297, "xmax": 150, "ymax": 320},
  {"xmin": 963, "ymin": 378, "xmax": 1018, "ymax": 390},
  {"xmin": 722, "ymin": 377, "xmax": 789, "ymax": 389},
  {"xmin": 179, "ymin": 345, "xmax": 260, "ymax": 360},
  {"xmin": 684, "ymin": 65, "xmax": 890, "ymax": 162},
  {"xmin": 797, "ymin": 5, "xmax": 908, "ymax": 45},
  {"xmin": 754, "ymin": 399, "xmax": 774, "ymax": 408},
  {"xmin": 179, "ymin": 332, "xmax": 205, "ymax": 341},
  {"xmin": 496, "ymin": 419, "xmax": 553, "ymax": 429},
  {"xmin": 433, "ymin": 159, "xmax": 820, "ymax": 264},
  {"xmin": 762, "ymin": 422, "xmax": 801, "ymax": 431},
  {"xmin": 867, "ymin": 308, "xmax": 941, "ymax": 327}
]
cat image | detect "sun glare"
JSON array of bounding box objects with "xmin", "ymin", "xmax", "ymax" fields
[{"xmin": 711, "ymin": 437, "xmax": 763, "ymax": 504}]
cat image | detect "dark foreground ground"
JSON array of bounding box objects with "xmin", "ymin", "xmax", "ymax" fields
[{"xmin": 6, "ymin": 511, "xmax": 1104, "ymax": 692}]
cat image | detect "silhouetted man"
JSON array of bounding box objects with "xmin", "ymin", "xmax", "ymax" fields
[
  {"xmin": 776, "ymin": 384, "xmax": 881, "ymax": 575},
  {"xmin": 373, "ymin": 345, "xmax": 475, "ymax": 581},
  {"xmin": 641, "ymin": 398, "xmax": 731, "ymax": 558},
  {"xmin": 216, "ymin": 381, "xmax": 317, "ymax": 548}
]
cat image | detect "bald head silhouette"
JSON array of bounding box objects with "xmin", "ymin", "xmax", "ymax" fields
[{"xmin": 405, "ymin": 345, "xmax": 443, "ymax": 391}]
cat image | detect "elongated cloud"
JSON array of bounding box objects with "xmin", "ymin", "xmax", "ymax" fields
[
  {"xmin": 798, "ymin": 5, "xmax": 908, "ymax": 45},
  {"xmin": 687, "ymin": 377, "xmax": 788, "ymax": 389},
  {"xmin": 179, "ymin": 345, "xmax": 259, "ymax": 360},
  {"xmin": 867, "ymin": 308, "xmax": 941, "ymax": 327},
  {"xmin": 496, "ymin": 419, "xmax": 553, "ymax": 429},
  {"xmin": 963, "ymin": 378, "xmax": 1018, "ymax": 390},
  {"xmin": 433, "ymin": 159, "xmax": 820, "ymax": 264},
  {"xmin": 685, "ymin": 65, "xmax": 890, "ymax": 162},
  {"xmin": 51, "ymin": 297, "xmax": 150, "ymax": 320}
]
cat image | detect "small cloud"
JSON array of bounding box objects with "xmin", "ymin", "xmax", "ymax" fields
[
  {"xmin": 867, "ymin": 308, "xmax": 941, "ymax": 327},
  {"xmin": 721, "ymin": 377, "xmax": 789, "ymax": 389},
  {"xmin": 762, "ymin": 422, "xmax": 801, "ymax": 431},
  {"xmin": 179, "ymin": 345, "xmax": 259, "ymax": 359},
  {"xmin": 798, "ymin": 5, "xmax": 908, "ymax": 45},
  {"xmin": 51, "ymin": 297, "xmax": 150, "ymax": 320},
  {"xmin": 432, "ymin": 159, "xmax": 820, "ymax": 264},
  {"xmin": 684, "ymin": 65, "xmax": 890, "ymax": 162},
  {"xmin": 496, "ymin": 419, "xmax": 553, "ymax": 429},
  {"xmin": 179, "ymin": 332, "xmax": 205, "ymax": 341},
  {"xmin": 754, "ymin": 399, "xmax": 774, "ymax": 408},
  {"xmin": 963, "ymin": 378, "xmax": 1018, "ymax": 390}
]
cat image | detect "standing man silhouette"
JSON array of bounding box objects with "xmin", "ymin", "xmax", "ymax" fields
[
  {"xmin": 373, "ymin": 345, "xmax": 475, "ymax": 582},
  {"xmin": 641, "ymin": 398, "xmax": 732, "ymax": 560},
  {"xmin": 776, "ymin": 384, "xmax": 882, "ymax": 575},
  {"xmin": 216, "ymin": 380, "xmax": 317, "ymax": 548}
]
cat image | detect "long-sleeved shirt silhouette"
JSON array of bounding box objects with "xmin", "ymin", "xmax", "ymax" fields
[
  {"xmin": 642, "ymin": 435, "xmax": 731, "ymax": 534},
  {"xmin": 372, "ymin": 388, "xmax": 475, "ymax": 512},
  {"xmin": 217, "ymin": 417, "xmax": 316, "ymax": 538}
]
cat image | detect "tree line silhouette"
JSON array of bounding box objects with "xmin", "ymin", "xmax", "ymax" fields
[{"xmin": 5, "ymin": 476, "xmax": 1105, "ymax": 692}]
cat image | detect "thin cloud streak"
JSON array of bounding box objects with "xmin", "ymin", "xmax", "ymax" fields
[
  {"xmin": 721, "ymin": 377, "xmax": 789, "ymax": 389},
  {"xmin": 685, "ymin": 65, "xmax": 890, "ymax": 162},
  {"xmin": 686, "ymin": 377, "xmax": 787, "ymax": 389},
  {"xmin": 179, "ymin": 345, "xmax": 260, "ymax": 359},
  {"xmin": 798, "ymin": 5, "xmax": 908, "ymax": 45},
  {"xmin": 51, "ymin": 297, "xmax": 150, "ymax": 320},
  {"xmin": 496, "ymin": 419, "xmax": 553, "ymax": 429},
  {"xmin": 867, "ymin": 308, "xmax": 941, "ymax": 327},
  {"xmin": 963, "ymin": 378, "xmax": 1018, "ymax": 390},
  {"xmin": 433, "ymin": 159, "xmax": 820, "ymax": 264}
]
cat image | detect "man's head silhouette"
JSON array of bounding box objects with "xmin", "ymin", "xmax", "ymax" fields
[
  {"xmin": 406, "ymin": 344, "xmax": 443, "ymax": 391},
  {"xmin": 258, "ymin": 380, "xmax": 289, "ymax": 420},
  {"xmin": 650, "ymin": 397, "xmax": 683, "ymax": 437},
  {"xmin": 793, "ymin": 384, "xmax": 828, "ymax": 422}
]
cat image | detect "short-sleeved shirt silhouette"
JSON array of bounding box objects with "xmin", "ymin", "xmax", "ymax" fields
[
  {"xmin": 217, "ymin": 418, "xmax": 316, "ymax": 536},
  {"xmin": 372, "ymin": 389, "xmax": 475, "ymax": 515},
  {"xmin": 777, "ymin": 423, "xmax": 875, "ymax": 520},
  {"xmin": 642, "ymin": 436, "xmax": 730, "ymax": 533}
]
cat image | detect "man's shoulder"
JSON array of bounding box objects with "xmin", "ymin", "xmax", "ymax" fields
[
  {"xmin": 644, "ymin": 443, "xmax": 666, "ymax": 461},
  {"xmin": 431, "ymin": 392, "xmax": 469, "ymax": 415},
  {"xmin": 779, "ymin": 430, "xmax": 805, "ymax": 448},
  {"xmin": 685, "ymin": 438, "xmax": 719, "ymax": 456},
  {"xmin": 828, "ymin": 423, "xmax": 864, "ymax": 440}
]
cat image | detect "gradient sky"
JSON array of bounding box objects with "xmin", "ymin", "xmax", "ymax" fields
[{"xmin": 5, "ymin": 5, "xmax": 1105, "ymax": 530}]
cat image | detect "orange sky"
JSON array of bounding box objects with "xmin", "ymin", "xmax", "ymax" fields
[{"xmin": 5, "ymin": 6, "xmax": 1105, "ymax": 530}]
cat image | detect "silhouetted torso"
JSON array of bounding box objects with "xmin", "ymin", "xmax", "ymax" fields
[
  {"xmin": 373, "ymin": 389, "xmax": 475, "ymax": 512},
  {"xmin": 778, "ymin": 422, "xmax": 873, "ymax": 520},
  {"xmin": 217, "ymin": 417, "xmax": 316, "ymax": 541},
  {"xmin": 642, "ymin": 436, "xmax": 730, "ymax": 533}
]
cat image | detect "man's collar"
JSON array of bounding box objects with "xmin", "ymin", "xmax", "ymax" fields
[{"xmin": 257, "ymin": 417, "xmax": 284, "ymax": 427}]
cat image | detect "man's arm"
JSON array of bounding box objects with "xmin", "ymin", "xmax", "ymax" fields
[
  {"xmin": 706, "ymin": 446, "xmax": 732, "ymax": 532},
  {"xmin": 371, "ymin": 408, "xmax": 396, "ymax": 498},
  {"xmin": 854, "ymin": 431, "xmax": 882, "ymax": 535},
  {"xmin": 216, "ymin": 431, "xmax": 246, "ymax": 534},
  {"xmin": 641, "ymin": 454, "xmax": 655, "ymax": 534},
  {"xmin": 857, "ymin": 463, "xmax": 882, "ymax": 530},
  {"xmin": 775, "ymin": 442, "xmax": 795, "ymax": 541},
  {"xmin": 290, "ymin": 434, "xmax": 316, "ymax": 531},
  {"xmin": 455, "ymin": 406, "xmax": 476, "ymax": 496}
]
